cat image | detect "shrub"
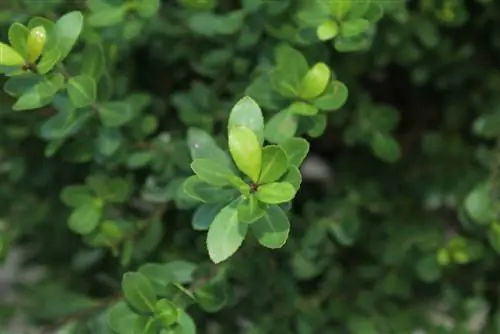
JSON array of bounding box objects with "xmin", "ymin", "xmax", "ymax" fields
[{"xmin": 1, "ymin": 0, "xmax": 499, "ymax": 333}]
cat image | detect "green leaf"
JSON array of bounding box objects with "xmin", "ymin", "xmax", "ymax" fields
[
  {"xmin": 330, "ymin": 0, "xmax": 352, "ymax": 20},
  {"xmin": 191, "ymin": 159, "xmax": 235, "ymax": 186},
  {"xmin": 194, "ymin": 282, "xmax": 227, "ymax": 312},
  {"xmin": 46, "ymin": 11, "xmax": 83, "ymax": 64},
  {"xmin": 465, "ymin": 182, "xmax": 496, "ymax": 225},
  {"xmin": 416, "ymin": 256, "xmax": 441, "ymax": 283},
  {"xmin": 174, "ymin": 310, "xmax": 197, "ymax": 334},
  {"xmin": 154, "ymin": 299, "xmax": 178, "ymax": 328},
  {"xmin": 96, "ymin": 127, "xmax": 122, "ymax": 156},
  {"xmin": 256, "ymin": 182, "xmax": 296, "ymax": 204},
  {"xmin": 183, "ymin": 176, "xmax": 236, "ymax": 203},
  {"xmin": 139, "ymin": 261, "xmax": 197, "ymax": 287},
  {"xmin": 192, "ymin": 203, "xmax": 226, "ymax": 231},
  {"xmin": 316, "ymin": 20, "xmax": 339, "ymax": 41},
  {"xmin": 286, "ymin": 101, "xmax": 319, "ymax": 116},
  {"xmin": 107, "ymin": 302, "xmax": 140, "ymax": 334},
  {"xmin": 0, "ymin": 42, "xmax": 25, "ymax": 67},
  {"xmin": 282, "ymin": 166, "xmax": 302, "ymax": 190},
  {"xmin": 258, "ymin": 145, "xmax": 288, "ymax": 184},
  {"xmin": 99, "ymin": 101, "xmax": 135, "ymax": 127},
  {"xmin": 228, "ymin": 96, "xmax": 265, "ymax": 144},
  {"xmin": 26, "ymin": 26, "xmax": 47, "ymax": 63},
  {"xmin": 137, "ymin": 0, "xmax": 161, "ymax": 18},
  {"xmin": 102, "ymin": 178, "xmax": 131, "ymax": 203},
  {"xmin": 81, "ymin": 44, "xmax": 105, "ymax": 80},
  {"xmin": 206, "ymin": 200, "xmax": 248, "ymax": 263},
  {"xmin": 39, "ymin": 103, "xmax": 91, "ymax": 140},
  {"xmin": 313, "ymin": 80, "xmax": 349, "ymax": 111},
  {"xmin": 67, "ymin": 75, "xmax": 96, "ymax": 108},
  {"xmin": 228, "ymin": 126, "xmax": 262, "ymax": 183},
  {"xmin": 68, "ymin": 200, "xmax": 102, "ymax": 235},
  {"xmin": 237, "ymin": 195, "xmax": 265, "ymax": 223},
  {"xmin": 122, "ymin": 272, "xmax": 157, "ymax": 312},
  {"xmin": 87, "ymin": 7, "xmax": 127, "ymax": 27},
  {"xmin": 489, "ymin": 223, "xmax": 500, "ymax": 254},
  {"xmin": 8, "ymin": 23, "xmax": 29, "ymax": 59},
  {"xmin": 12, "ymin": 73, "xmax": 65, "ymax": 111},
  {"xmin": 274, "ymin": 43, "xmax": 309, "ymax": 88},
  {"xmin": 371, "ymin": 132, "xmax": 401, "ymax": 163},
  {"xmin": 299, "ymin": 62, "xmax": 331, "ymax": 99},
  {"xmin": 187, "ymin": 128, "xmax": 232, "ymax": 167},
  {"xmin": 265, "ymin": 109, "xmax": 299, "ymax": 144},
  {"xmin": 341, "ymin": 19, "xmax": 370, "ymax": 38},
  {"xmin": 132, "ymin": 316, "xmax": 157, "ymax": 334},
  {"xmin": 280, "ymin": 137, "xmax": 310, "ymax": 167},
  {"xmin": 60, "ymin": 185, "xmax": 93, "ymax": 207},
  {"xmin": 251, "ymin": 205, "xmax": 290, "ymax": 248}
]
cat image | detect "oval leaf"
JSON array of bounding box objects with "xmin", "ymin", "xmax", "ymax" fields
[
  {"xmin": 191, "ymin": 158, "xmax": 235, "ymax": 186},
  {"xmin": 280, "ymin": 137, "xmax": 310, "ymax": 167},
  {"xmin": 256, "ymin": 182, "xmax": 296, "ymax": 204},
  {"xmin": 27, "ymin": 26, "xmax": 47, "ymax": 63},
  {"xmin": 0, "ymin": 42, "xmax": 25, "ymax": 67},
  {"xmin": 299, "ymin": 62, "xmax": 331, "ymax": 99},
  {"xmin": 251, "ymin": 205, "xmax": 290, "ymax": 248},
  {"xmin": 121, "ymin": 272, "xmax": 157, "ymax": 312},
  {"xmin": 258, "ymin": 145, "xmax": 288, "ymax": 184},
  {"xmin": 228, "ymin": 96, "xmax": 265, "ymax": 144},
  {"xmin": 316, "ymin": 20, "xmax": 339, "ymax": 41},
  {"xmin": 68, "ymin": 201, "xmax": 102, "ymax": 235},
  {"xmin": 313, "ymin": 80, "xmax": 349, "ymax": 111},
  {"xmin": 265, "ymin": 109, "xmax": 298, "ymax": 144},
  {"xmin": 67, "ymin": 75, "xmax": 96, "ymax": 108},
  {"xmin": 228, "ymin": 126, "xmax": 262, "ymax": 182},
  {"xmin": 206, "ymin": 200, "xmax": 248, "ymax": 263},
  {"xmin": 154, "ymin": 299, "xmax": 178, "ymax": 328}
]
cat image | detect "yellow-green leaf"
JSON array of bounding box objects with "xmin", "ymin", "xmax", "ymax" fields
[
  {"xmin": 0, "ymin": 42, "xmax": 25, "ymax": 67},
  {"xmin": 299, "ymin": 62, "xmax": 331, "ymax": 99},
  {"xmin": 228, "ymin": 126, "xmax": 262, "ymax": 182},
  {"xmin": 26, "ymin": 26, "xmax": 47, "ymax": 63}
]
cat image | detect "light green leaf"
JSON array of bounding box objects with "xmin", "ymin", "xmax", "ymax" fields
[
  {"xmin": 465, "ymin": 182, "xmax": 496, "ymax": 225},
  {"xmin": 313, "ymin": 80, "xmax": 349, "ymax": 111},
  {"xmin": 280, "ymin": 137, "xmax": 310, "ymax": 167},
  {"xmin": 27, "ymin": 26, "xmax": 47, "ymax": 63},
  {"xmin": 187, "ymin": 128, "xmax": 232, "ymax": 167},
  {"xmin": 274, "ymin": 43, "xmax": 309, "ymax": 88},
  {"xmin": 206, "ymin": 200, "xmax": 248, "ymax": 263},
  {"xmin": 0, "ymin": 42, "xmax": 25, "ymax": 67},
  {"xmin": 8, "ymin": 23, "xmax": 29, "ymax": 59},
  {"xmin": 316, "ymin": 20, "xmax": 339, "ymax": 41},
  {"xmin": 265, "ymin": 109, "xmax": 298, "ymax": 144},
  {"xmin": 68, "ymin": 200, "xmax": 102, "ymax": 235},
  {"xmin": 183, "ymin": 176, "xmax": 236, "ymax": 203},
  {"xmin": 137, "ymin": 0, "xmax": 161, "ymax": 18},
  {"xmin": 299, "ymin": 62, "xmax": 331, "ymax": 99},
  {"xmin": 50, "ymin": 11, "xmax": 83, "ymax": 63},
  {"xmin": 228, "ymin": 126, "xmax": 262, "ymax": 182},
  {"xmin": 282, "ymin": 166, "xmax": 302, "ymax": 190},
  {"xmin": 341, "ymin": 19, "xmax": 370, "ymax": 38},
  {"xmin": 371, "ymin": 132, "xmax": 401, "ymax": 163},
  {"xmin": 251, "ymin": 205, "xmax": 290, "ymax": 248},
  {"xmin": 139, "ymin": 261, "xmax": 197, "ymax": 288},
  {"xmin": 98, "ymin": 101, "xmax": 135, "ymax": 127},
  {"xmin": 132, "ymin": 316, "xmax": 156, "ymax": 334},
  {"xmin": 107, "ymin": 302, "xmax": 140, "ymax": 334},
  {"xmin": 256, "ymin": 182, "xmax": 296, "ymax": 204},
  {"xmin": 154, "ymin": 299, "xmax": 178, "ymax": 328},
  {"xmin": 191, "ymin": 159, "xmax": 235, "ymax": 186},
  {"xmin": 67, "ymin": 75, "xmax": 96, "ymax": 108},
  {"xmin": 258, "ymin": 145, "xmax": 288, "ymax": 184},
  {"xmin": 12, "ymin": 73, "xmax": 65, "ymax": 111},
  {"xmin": 122, "ymin": 272, "xmax": 157, "ymax": 312},
  {"xmin": 96, "ymin": 127, "xmax": 122, "ymax": 156},
  {"xmin": 330, "ymin": 0, "xmax": 352, "ymax": 20},
  {"xmin": 286, "ymin": 101, "xmax": 319, "ymax": 116},
  {"xmin": 228, "ymin": 96, "xmax": 265, "ymax": 144},
  {"xmin": 237, "ymin": 195, "xmax": 265, "ymax": 223}
]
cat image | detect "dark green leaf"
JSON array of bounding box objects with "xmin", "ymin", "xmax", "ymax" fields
[
  {"xmin": 107, "ymin": 302, "xmax": 140, "ymax": 334},
  {"xmin": 371, "ymin": 132, "xmax": 401, "ymax": 163},
  {"xmin": 194, "ymin": 282, "xmax": 227, "ymax": 312},
  {"xmin": 67, "ymin": 75, "xmax": 96, "ymax": 108},
  {"xmin": 122, "ymin": 272, "xmax": 157, "ymax": 312},
  {"xmin": 99, "ymin": 101, "xmax": 135, "ymax": 127},
  {"xmin": 192, "ymin": 203, "xmax": 226, "ymax": 231}
]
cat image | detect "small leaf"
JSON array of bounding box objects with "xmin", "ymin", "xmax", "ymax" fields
[
  {"xmin": 67, "ymin": 75, "xmax": 96, "ymax": 108},
  {"xmin": 81, "ymin": 43, "xmax": 105, "ymax": 80},
  {"xmin": 154, "ymin": 299, "xmax": 178, "ymax": 328},
  {"xmin": 258, "ymin": 145, "xmax": 288, "ymax": 184},
  {"xmin": 341, "ymin": 19, "xmax": 370, "ymax": 38},
  {"xmin": 237, "ymin": 195, "xmax": 265, "ymax": 223},
  {"xmin": 183, "ymin": 176, "xmax": 236, "ymax": 203},
  {"xmin": 26, "ymin": 26, "xmax": 47, "ymax": 63},
  {"xmin": 192, "ymin": 203, "xmax": 225, "ymax": 231},
  {"xmin": 122, "ymin": 272, "xmax": 157, "ymax": 312},
  {"xmin": 194, "ymin": 281, "xmax": 227, "ymax": 312},
  {"xmin": 313, "ymin": 80, "xmax": 349, "ymax": 111},
  {"xmin": 330, "ymin": 0, "xmax": 351, "ymax": 20},
  {"xmin": 228, "ymin": 96, "xmax": 264, "ymax": 144},
  {"xmin": 12, "ymin": 73, "xmax": 65, "ymax": 111},
  {"xmin": 187, "ymin": 128, "xmax": 232, "ymax": 167},
  {"xmin": 68, "ymin": 200, "xmax": 102, "ymax": 235},
  {"xmin": 228, "ymin": 126, "xmax": 262, "ymax": 182},
  {"xmin": 251, "ymin": 205, "xmax": 290, "ymax": 248},
  {"xmin": 98, "ymin": 101, "xmax": 135, "ymax": 127},
  {"xmin": 8, "ymin": 23, "xmax": 29, "ymax": 58},
  {"xmin": 298, "ymin": 62, "xmax": 331, "ymax": 99},
  {"xmin": 256, "ymin": 182, "xmax": 296, "ymax": 204},
  {"xmin": 88, "ymin": 7, "xmax": 127, "ymax": 27},
  {"xmin": 191, "ymin": 159, "xmax": 235, "ymax": 186},
  {"xmin": 107, "ymin": 302, "xmax": 140, "ymax": 334},
  {"xmin": 137, "ymin": 0, "xmax": 161, "ymax": 18},
  {"xmin": 316, "ymin": 20, "xmax": 339, "ymax": 41},
  {"xmin": 206, "ymin": 200, "xmax": 248, "ymax": 263},
  {"xmin": 132, "ymin": 316, "xmax": 156, "ymax": 334},
  {"xmin": 61, "ymin": 185, "xmax": 93, "ymax": 207},
  {"xmin": 280, "ymin": 137, "xmax": 310, "ymax": 167},
  {"xmin": 371, "ymin": 132, "xmax": 401, "ymax": 163},
  {"xmin": 49, "ymin": 11, "xmax": 83, "ymax": 63},
  {"xmin": 265, "ymin": 109, "xmax": 299, "ymax": 144},
  {"xmin": 286, "ymin": 101, "xmax": 319, "ymax": 116},
  {"xmin": 139, "ymin": 261, "xmax": 197, "ymax": 289},
  {"xmin": 0, "ymin": 42, "xmax": 25, "ymax": 67},
  {"xmin": 465, "ymin": 182, "xmax": 496, "ymax": 225}
]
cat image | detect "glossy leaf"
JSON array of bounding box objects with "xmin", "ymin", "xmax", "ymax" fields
[
  {"xmin": 182, "ymin": 176, "xmax": 236, "ymax": 203},
  {"xmin": 341, "ymin": 19, "xmax": 370, "ymax": 38},
  {"xmin": 0, "ymin": 42, "xmax": 25, "ymax": 67},
  {"xmin": 313, "ymin": 80, "xmax": 349, "ymax": 111},
  {"xmin": 206, "ymin": 200, "xmax": 248, "ymax": 263},
  {"xmin": 317, "ymin": 20, "xmax": 339, "ymax": 41},
  {"xmin": 194, "ymin": 281, "xmax": 227, "ymax": 312},
  {"xmin": 299, "ymin": 62, "xmax": 331, "ymax": 99},
  {"xmin": 237, "ymin": 195, "xmax": 265, "ymax": 223},
  {"xmin": 286, "ymin": 101, "xmax": 319, "ymax": 116},
  {"xmin": 256, "ymin": 182, "xmax": 296, "ymax": 204},
  {"xmin": 280, "ymin": 137, "xmax": 310, "ymax": 167},
  {"xmin": 228, "ymin": 96, "xmax": 265, "ymax": 144},
  {"xmin": 8, "ymin": 23, "xmax": 29, "ymax": 58},
  {"xmin": 26, "ymin": 26, "xmax": 47, "ymax": 63},
  {"xmin": 251, "ymin": 205, "xmax": 290, "ymax": 248},
  {"xmin": 228, "ymin": 126, "xmax": 262, "ymax": 182},
  {"xmin": 282, "ymin": 166, "xmax": 302, "ymax": 190},
  {"xmin": 190, "ymin": 158, "xmax": 235, "ymax": 186},
  {"xmin": 192, "ymin": 202, "xmax": 226, "ymax": 231},
  {"xmin": 12, "ymin": 73, "xmax": 65, "ymax": 111},
  {"xmin": 258, "ymin": 145, "xmax": 288, "ymax": 184}
]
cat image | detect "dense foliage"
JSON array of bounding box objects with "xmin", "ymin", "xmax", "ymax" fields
[{"xmin": 1, "ymin": 0, "xmax": 500, "ymax": 333}]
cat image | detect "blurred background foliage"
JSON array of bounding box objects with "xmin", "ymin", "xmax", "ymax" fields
[{"xmin": 1, "ymin": 0, "xmax": 500, "ymax": 333}]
